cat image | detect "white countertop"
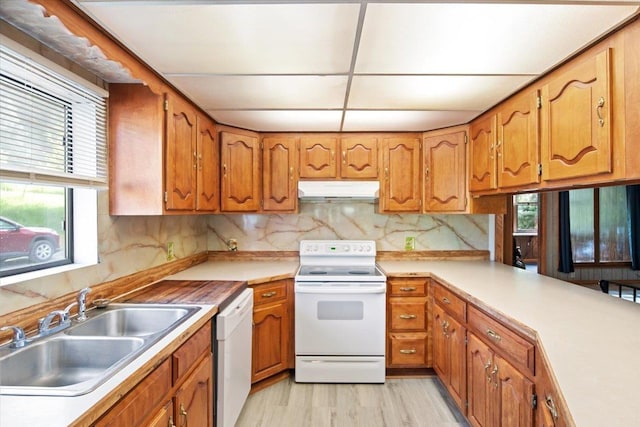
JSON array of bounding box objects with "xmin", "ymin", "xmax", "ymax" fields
[
  {"xmin": 0, "ymin": 303, "xmax": 216, "ymax": 427},
  {"xmin": 378, "ymin": 260, "xmax": 640, "ymax": 427},
  {"xmin": 3, "ymin": 259, "xmax": 638, "ymax": 426}
]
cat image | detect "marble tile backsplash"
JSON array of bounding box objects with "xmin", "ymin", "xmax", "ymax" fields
[
  {"xmin": 208, "ymin": 201, "xmax": 489, "ymax": 252},
  {"xmin": 0, "ymin": 191, "xmax": 208, "ymax": 316},
  {"xmin": 1, "ymin": 197, "xmax": 488, "ymax": 317}
]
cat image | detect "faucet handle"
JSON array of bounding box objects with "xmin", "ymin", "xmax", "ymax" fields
[
  {"xmin": 77, "ymin": 287, "xmax": 92, "ymax": 322},
  {"xmin": 1, "ymin": 325, "xmax": 27, "ymax": 348},
  {"xmin": 63, "ymin": 302, "xmax": 78, "ymax": 320}
]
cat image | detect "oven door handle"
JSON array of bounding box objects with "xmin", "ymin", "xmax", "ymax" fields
[{"xmin": 295, "ymin": 287, "xmax": 386, "ymax": 295}]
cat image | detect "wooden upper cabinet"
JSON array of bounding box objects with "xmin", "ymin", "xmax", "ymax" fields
[
  {"xmin": 469, "ymin": 115, "xmax": 497, "ymax": 193},
  {"xmin": 195, "ymin": 115, "xmax": 219, "ymax": 212},
  {"xmin": 263, "ymin": 136, "xmax": 298, "ymax": 212},
  {"xmin": 380, "ymin": 136, "xmax": 422, "ymax": 213},
  {"xmin": 540, "ymin": 48, "xmax": 612, "ymax": 181},
  {"xmin": 165, "ymin": 94, "xmax": 197, "ymax": 211},
  {"xmin": 340, "ymin": 136, "xmax": 379, "ymax": 179},
  {"xmin": 299, "ymin": 136, "xmax": 338, "ymax": 178},
  {"xmin": 220, "ymin": 131, "xmax": 261, "ymax": 212},
  {"xmin": 423, "ymin": 130, "xmax": 467, "ymax": 212},
  {"xmin": 496, "ymin": 89, "xmax": 540, "ymax": 189}
]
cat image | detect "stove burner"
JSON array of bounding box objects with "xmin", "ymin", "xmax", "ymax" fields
[
  {"xmin": 348, "ymin": 270, "xmax": 369, "ymax": 275},
  {"xmin": 309, "ymin": 271, "xmax": 328, "ymax": 275}
]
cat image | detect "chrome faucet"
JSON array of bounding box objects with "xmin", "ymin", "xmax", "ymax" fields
[
  {"xmin": 77, "ymin": 287, "xmax": 91, "ymax": 322},
  {"xmin": 1, "ymin": 325, "xmax": 27, "ymax": 348},
  {"xmin": 38, "ymin": 301, "xmax": 76, "ymax": 337}
]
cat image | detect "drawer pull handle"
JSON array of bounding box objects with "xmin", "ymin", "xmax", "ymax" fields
[
  {"xmin": 545, "ymin": 395, "xmax": 559, "ymax": 420},
  {"xmin": 441, "ymin": 297, "xmax": 451, "ymax": 304},
  {"xmin": 486, "ymin": 329, "xmax": 502, "ymax": 342},
  {"xmin": 399, "ymin": 349, "xmax": 416, "ymax": 354},
  {"xmin": 169, "ymin": 416, "xmax": 176, "ymax": 427},
  {"xmin": 262, "ymin": 291, "xmax": 277, "ymax": 298},
  {"xmin": 399, "ymin": 314, "xmax": 417, "ymax": 319},
  {"xmin": 399, "ymin": 287, "xmax": 416, "ymax": 292}
]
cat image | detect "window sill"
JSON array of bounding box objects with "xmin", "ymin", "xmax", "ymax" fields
[{"xmin": 0, "ymin": 261, "xmax": 98, "ymax": 287}]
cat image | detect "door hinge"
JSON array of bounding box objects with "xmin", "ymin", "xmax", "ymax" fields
[
  {"xmin": 164, "ymin": 191, "xmax": 168, "ymax": 203},
  {"xmin": 163, "ymin": 99, "xmax": 169, "ymax": 111},
  {"xmin": 538, "ymin": 163, "xmax": 543, "ymax": 176},
  {"xmin": 260, "ymin": 141, "xmax": 264, "ymax": 149},
  {"xmin": 465, "ymin": 400, "xmax": 469, "ymax": 408},
  {"xmin": 532, "ymin": 393, "xmax": 538, "ymax": 410},
  {"xmin": 464, "ymin": 335, "xmax": 468, "ymax": 345},
  {"xmin": 465, "ymin": 196, "xmax": 468, "ymax": 208},
  {"xmin": 536, "ymin": 96, "xmax": 542, "ymax": 109},
  {"xmin": 464, "ymin": 133, "xmax": 468, "ymax": 144}
]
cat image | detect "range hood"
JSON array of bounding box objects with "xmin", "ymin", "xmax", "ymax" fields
[{"xmin": 298, "ymin": 181, "xmax": 379, "ymax": 200}]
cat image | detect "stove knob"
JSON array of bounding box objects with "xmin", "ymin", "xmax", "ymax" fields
[
  {"xmin": 365, "ymin": 245, "xmax": 372, "ymax": 252},
  {"xmin": 343, "ymin": 245, "xmax": 350, "ymax": 252}
]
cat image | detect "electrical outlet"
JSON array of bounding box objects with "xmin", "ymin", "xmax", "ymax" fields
[
  {"xmin": 227, "ymin": 238, "xmax": 238, "ymax": 251},
  {"xmin": 167, "ymin": 241, "xmax": 175, "ymax": 261},
  {"xmin": 404, "ymin": 236, "xmax": 416, "ymax": 251}
]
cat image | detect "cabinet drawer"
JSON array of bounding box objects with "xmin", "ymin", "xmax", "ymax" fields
[
  {"xmin": 389, "ymin": 298, "xmax": 427, "ymax": 331},
  {"xmin": 389, "ymin": 278, "xmax": 427, "ymax": 296},
  {"xmin": 433, "ymin": 283, "xmax": 466, "ymax": 321},
  {"xmin": 253, "ymin": 280, "xmax": 288, "ymax": 306},
  {"xmin": 173, "ymin": 322, "xmax": 211, "ymax": 384},
  {"xmin": 468, "ymin": 306, "xmax": 535, "ymax": 375},
  {"xmin": 388, "ymin": 332, "xmax": 428, "ymax": 367},
  {"xmin": 96, "ymin": 358, "xmax": 171, "ymax": 426}
]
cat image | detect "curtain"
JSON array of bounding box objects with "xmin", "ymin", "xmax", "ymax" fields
[
  {"xmin": 558, "ymin": 191, "xmax": 574, "ymax": 273},
  {"xmin": 627, "ymin": 184, "xmax": 640, "ymax": 270}
]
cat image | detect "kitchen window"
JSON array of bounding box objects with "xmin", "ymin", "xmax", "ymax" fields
[
  {"xmin": 569, "ymin": 186, "xmax": 631, "ymax": 265},
  {"xmin": 0, "ymin": 39, "xmax": 106, "ymax": 280},
  {"xmin": 513, "ymin": 193, "xmax": 539, "ymax": 234}
]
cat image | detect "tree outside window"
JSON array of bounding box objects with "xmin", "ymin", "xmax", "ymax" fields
[{"xmin": 513, "ymin": 193, "xmax": 539, "ymax": 234}]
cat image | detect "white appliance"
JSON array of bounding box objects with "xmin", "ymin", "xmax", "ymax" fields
[
  {"xmin": 216, "ymin": 288, "xmax": 253, "ymax": 427},
  {"xmin": 295, "ymin": 240, "xmax": 386, "ymax": 383}
]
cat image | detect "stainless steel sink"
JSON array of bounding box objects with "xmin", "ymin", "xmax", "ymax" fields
[
  {"xmin": 65, "ymin": 305, "xmax": 197, "ymax": 337},
  {"xmin": 0, "ymin": 303, "xmax": 201, "ymax": 396}
]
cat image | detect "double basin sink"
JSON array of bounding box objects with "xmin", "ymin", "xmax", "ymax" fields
[{"xmin": 0, "ymin": 304, "xmax": 201, "ymax": 397}]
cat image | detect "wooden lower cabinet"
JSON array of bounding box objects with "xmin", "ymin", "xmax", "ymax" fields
[
  {"xmin": 95, "ymin": 323, "xmax": 213, "ymax": 427},
  {"xmin": 174, "ymin": 354, "xmax": 213, "ymax": 427},
  {"xmin": 433, "ymin": 303, "xmax": 466, "ymax": 410},
  {"xmin": 386, "ymin": 277, "xmax": 430, "ymax": 368},
  {"xmin": 534, "ymin": 352, "xmax": 570, "ymax": 427},
  {"xmin": 467, "ymin": 333, "xmax": 533, "ymax": 427},
  {"xmin": 251, "ymin": 280, "xmax": 292, "ymax": 383}
]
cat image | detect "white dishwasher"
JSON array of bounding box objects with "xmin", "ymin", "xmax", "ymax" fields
[{"xmin": 216, "ymin": 288, "xmax": 253, "ymax": 427}]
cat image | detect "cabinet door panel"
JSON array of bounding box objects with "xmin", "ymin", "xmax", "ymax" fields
[
  {"xmin": 299, "ymin": 136, "xmax": 338, "ymax": 178},
  {"xmin": 423, "ymin": 130, "xmax": 467, "ymax": 212},
  {"xmin": 467, "ymin": 333, "xmax": 493, "ymax": 427},
  {"xmin": 469, "ymin": 115, "xmax": 497, "ymax": 192},
  {"xmin": 497, "ymin": 90, "xmax": 540, "ymax": 188},
  {"xmin": 174, "ymin": 354, "xmax": 213, "ymax": 427},
  {"xmin": 432, "ymin": 304, "xmax": 448, "ymax": 379},
  {"xmin": 448, "ymin": 315, "xmax": 466, "ymax": 411},
  {"xmin": 252, "ymin": 302, "xmax": 289, "ymax": 383},
  {"xmin": 541, "ymin": 49, "xmax": 611, "ymax": 181},
  {"xmin": 147, "ymin": 400, "xmax": 173, "ymax": 427},
  {"xmin": 496, "ymin": 356, "xmax": 533, "ymax": 427},
  {"xmin": 195, "ymin": 116, "xmax": 219, "ymax": 212},
  {"xmin": 166, "ymin": 95, "xmax": 197, "ymax": 210},
  {"xmin": 341, "ymin": 136, "xmax": 378, "ymax": 179},
  {"xmin": 221, "ymin": 132, "xmax": 260, "ymax": 211},
  {"xmin": 381, "ymin": 137, "xmax": 422, "ymax": 212},
  {"xmin": 263, "ymin": 137, "xmax": 297, "ymax": 211}
]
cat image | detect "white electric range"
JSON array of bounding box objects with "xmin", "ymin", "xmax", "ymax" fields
[{"xmin": 294, "ymin": 240, "xmax": 386, "ymax": 383}]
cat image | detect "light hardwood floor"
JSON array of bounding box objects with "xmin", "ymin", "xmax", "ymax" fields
[{"xmin": 236, "ymin": 376, "xmax": 469, "ymax": 427}]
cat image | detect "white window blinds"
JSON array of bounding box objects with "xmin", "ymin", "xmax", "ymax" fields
[{"xmin": 0, "ymin": 40, "xmax": 107, "ymax": 188}]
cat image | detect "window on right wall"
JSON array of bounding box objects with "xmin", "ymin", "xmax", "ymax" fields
[{"xmin": 569, "ymin": 185, "xmax": 631, "ymax": 265}]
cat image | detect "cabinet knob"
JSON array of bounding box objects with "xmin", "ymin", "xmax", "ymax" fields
[
  {"xmin": 342, "ymin": 151, "xmax": 346, "ymax": 164},
  {"xmin": 262, "ymin": 291, "xmax": 277, "ymax": 298},
  {"xmin": 596, "ymin": 96, "xmax": 605, "ymax": 127},
  {"xmin": 545, "ymin": 395, "xmax": 559, "ymax": 420},
  {"xmin": 399, "ymin": 349, "xmax": 416, "ymax": 354},
  {"xmin": 486, "ymin": 328, "xmax": 502, "ymax": 342},
  {"xmin": 399, "ymin": 287, "xmax": 416, "ymax": 292},
  {"xmin": 441, "ymin": 297, "xmax": 451, "ymax": 305},
  {"xmin": 180, "ymin": 403, "xmax": 188, "ymax": 426}
]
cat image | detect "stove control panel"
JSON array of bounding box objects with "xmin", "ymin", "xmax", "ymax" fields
[{"xmin": 299, "ymin": 240, "xmax": 376, "ymax": 256}]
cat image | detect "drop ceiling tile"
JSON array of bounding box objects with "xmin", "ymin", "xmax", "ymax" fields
[
  {"xmin": 342, "ymin": 110, "xmax": 479, "ymax": 133},
  {"xmin": 208, "ymin": 110, "xmax": 342, "ymax": 132},
  {"xmin": 356, "ymin": 3, "xmax": 637, "ymax": 74},
  {"xmin": 167, "ymin": 75, "xmax": 348, "ymax": 110},
  {"xmin": 349, "ymin": 75, "xmax": 534, "ymax": 111},
  {"xmin": 80, "ymin": 2, "xmax": 360, "ymax": 74}
]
